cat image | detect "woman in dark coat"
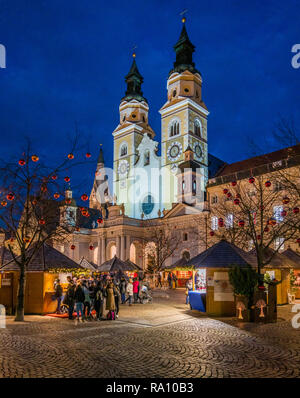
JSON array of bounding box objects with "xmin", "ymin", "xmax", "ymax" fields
[{"xmin": 106, "ymin": 282, "xmax": 116, "ymax": 319}]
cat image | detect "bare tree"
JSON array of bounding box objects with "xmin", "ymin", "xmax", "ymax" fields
[
  {"xmin": 209, "ymin": 174, "xmax": 300, "ymax": 277},
  {"xmin": 0, "ymin": 139, "xmax": 92, "ymax": 321}
]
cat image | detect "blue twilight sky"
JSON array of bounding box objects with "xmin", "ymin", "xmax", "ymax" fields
[{"xmin": 0, "ymin": 0, "xmax": 299, "ymax": 191}]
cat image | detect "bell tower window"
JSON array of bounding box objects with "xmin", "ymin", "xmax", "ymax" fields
[
  {"xmin": 169, "ymin": 120, "xmax": 180, "ymax": 137},
  {"xmin": 194, "ymin": 119, "xmax": 202, "ymax": 137},
  {"xmin": 120, "ymin": 144, "xmax": 128, "ymax": 157}
]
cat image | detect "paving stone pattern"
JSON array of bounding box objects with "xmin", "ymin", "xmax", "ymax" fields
[{"xmin": 0, "ymin": 290, "xmax": 300, "ymax": 378}]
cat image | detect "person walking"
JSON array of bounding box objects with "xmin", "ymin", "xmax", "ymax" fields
[
  {"xmin": 74, "ymin": 280, "xmax": 85, "ymax": 325},
  {"xmin": 54, "ymin": 279, "xmax": 63, "ymax": 314},
  {"xmin": 106, "ymin": 281, "xmax": 116, "ymax": 320},
  {"xmin": 113, "ymin": 284, "xmax": 121, "ymax": 318},
  {"xmin": 133, "ymin": 278, "xmax": 139, "ymax": 303},
  {"xmin": 185, "ymin": 278, "xmax": 193, "ymax": 305},
  {"xmin": 64, "ymin": 277, "xmax": 75, "ymax": 320},
  {"xmin": 126, "ymin": 278, "xmax": 134, "ymax": 306},
  {"xmin": 94, "ymin": 284, "xmax": 104, "ymax": 320},
  {"xmin": 167, "ymin": 273, "xmax": 172, "ymax": 289},
  {"xmin": 157, "ymin": 273, "xmax": 162, "ymax": 288},
  {"xmin": 120, "ymin": 277, "xmax": 127, "ymax": 304},
  {"xmin": 82, "ymin": 281, "xmax": 92, "ymax": 321}
]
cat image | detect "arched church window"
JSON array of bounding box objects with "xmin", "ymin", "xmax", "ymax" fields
[
  {"xmin": 169, "ymin": 120, "xmax": 180, "ymax": 137},
  {"xmin": 173, "ymin": 89, "xmax": 177, "ymax": 98},
  {"xmin": 194, "ymin": 119, "xmax": 202, "ymax": 137},
  {"xmin": 120, "ymin": 144, "xmax": 128, "ymax": 157},
  {"xmin": 144, "ymin": 150, "xmax": 150, "ymax": 166},
  {"xmin": 192, "ymin": 180, "xmax": 196, "ymax": 192},
  {"xmin": 182, "ymin": 180, "xmax": 185, "ymax": 191},
  {"xmin": 182, "ymin": 250, "xmax": 190, "ymax": 261}
]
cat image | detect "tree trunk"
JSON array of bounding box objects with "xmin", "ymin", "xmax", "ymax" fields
[{"xmin": 15, "ymin": 266, "xmax": 26, "ymax": 322}]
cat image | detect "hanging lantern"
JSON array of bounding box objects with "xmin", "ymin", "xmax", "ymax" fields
[
  {"xmin": 39, "ymin": 218, "xmax": 45, "ymax": 225},
  {"xmin": 41, "ymin": 185, "xmax": 47, "ymax": 192},
  {"xmin": 64, "ymin": 176, "xmax": 70, "ymax": 182},
  {"xmin": 75, "ymin": 227, "xmax": 80, "ymax": 232},
  {"xmin": 218, "ymin": 218, "xmax": 224, "ymax": 227},
  {"xmin": 209, "ymin": 231, "xmax": 215, "ymax": 237},
  {"xmin": 264, "ymin": 226, "xmax": 269, "ymax": 233},
  {"xmin": 265, "ymin": 181, "xmax": 271, "ymax": 188},
  {"xmin": 281, "ymin": 210, "xmax": 287, "ymax": 217},
  {"xmin": 51, "ymin": 175, "xmax": 58, "ymax": 180},
  {"xmin": 249, "ymin": 177, "xmax": 255, "ymax": 184},
  {"xmin": 65, "ymin": 199, "xmax": 71, "ymax": 204},
  {"xmin": 223, "ymin": 188, "xmax": 228, "ymax": 195},
  {"xmin": 24, "ymin": 237, "xmax": 30, "ymax": 243},
  {"xmin": 235, "ymin": 193, "xmax": 241, "ymax": 199},
  {"xmin": 282, "ymin": 196, "xmax": 290, "ymax": 205},
  {"xmin": 6, "ymin": 193, "xmax": 14, "ymax": 201},
  {"xmin": 227, "ymin": 192, "xmax": 232, "ymax": 198},
  {"xmin": 71, "ymin": 244, "xmax": 76, "ymax": 250},
  {"xmin": 89, "ymin": 245, "xmax": 94, "ymax": 250},
  {"xmin": 81, "ymin": 194, "xmax": 88, "ymax": 201},
  {"xmin": 32, "ymin": 199, "xmax": 37, "ymax": 206},
  {"xmin": 97, "ymin": 218, "xmax": 103, "ymax": 224},
  {"xmin": 10, "ymin": 238, "xmax": 14, "ymax": 242},
  {"xmin": 31, "ymin": 155, "xmax": 39, "ymax": 162},
  {"xmin": 81, "ymin": 209, "xmax": 89, "ymax": 217},
  {"xmin": 86, "ymin": 152, "xmax": 91, "ymax": 158},
  {"xmin": 231, "ymin": 181, "xmax": 237, "ymax": 187},
  {"xmin": 257, "ymin": 235, "xmax": 261, "ymax": 240},
  {"xmin": 53, "ymin": 193, "xmax": 60, "ymax": 199},
  {"xmin": 68, "ymin": 153, "xmax": 74, "ymax": 159},
  {"xmin": 18, "ymin": 159, "xmax": 26, "ymax": 166},
  {"xmin": 238, "ymin": 220, "xmax": 245, "ymax": 227},
  {"xmin": 293, "ymin": 207, "xmax": 299, "ymax": 214},
  {"xmin": 1, "ymin": 200, "xmax": 7, "ymax": 207},
  {"xmin": 233, "ymin": 198, "xmax": 240, "ymax": 205}
]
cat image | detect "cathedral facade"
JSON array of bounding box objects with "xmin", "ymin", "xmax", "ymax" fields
[{"xmin": 54, "ymin": 20, "xmax": 300, "ymax": 270}]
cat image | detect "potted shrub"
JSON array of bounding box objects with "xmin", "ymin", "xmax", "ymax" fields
[{"xmin": 229, "ymin": 265, "xmax": 259, "ymax": 322}]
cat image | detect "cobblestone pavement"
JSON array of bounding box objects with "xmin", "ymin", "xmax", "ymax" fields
[{"xmin": 0, "ymin": 289, "xmax": 300, "ymax": 378}]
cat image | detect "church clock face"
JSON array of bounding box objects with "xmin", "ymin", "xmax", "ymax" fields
[
  {"xmin": 194, "ymin": 143, "xmax": 202, "ymax": 159},
  {"xmin": 118, "ymin": 159, "xmax": 129, "ymax": 177},
  {"xmin": 167, "ymin": 141, "xmax": 182, "ymax": 162}
]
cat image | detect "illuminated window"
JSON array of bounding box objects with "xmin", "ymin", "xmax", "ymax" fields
[
  {"xmin": 225, "ymin": 214, "xmax": 234, "ymax": 228},
  {"xmin": 273, "ymin": 205, "xmax": 284, "ymax": 223},
  {"xmin": 274, "ymin": 237, "xmax": 284, "ymax": 252},
  {"xmin": 211, "ymin": 216, "xmax": 218, "ymax": 230}
]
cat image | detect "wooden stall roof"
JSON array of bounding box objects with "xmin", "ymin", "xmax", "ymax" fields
[
  {"xmin": 79, "ymin": 257, "xmax": 98, "ymax": 271},
  {"xmin": 282, "ymin": 249, "xmax": 300, "ymax": 268},
  {"xmin": 249, "ymin": 247, "xmax": 299, "ymax": 269},
  {"xmin": 162, "ymin": 257, "xmax": 191, "ymax": 270},
  {"xmin": 185, "ymin": 240, "xmax": 257, "ymax": 269},
  {"xmin": 97, "ymin": 255, "xmax": 142, "ymax": 272},
  {"xmin": 0, "ymin": 243, "xmax": 84, "ymax": 272}
]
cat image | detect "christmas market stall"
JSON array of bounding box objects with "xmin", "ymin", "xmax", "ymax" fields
[
  {"xmin": 185, "ymin": 240, "xmax": 257, "ymax": 316},
  {"xmin": 282, "ymin": 248, "xmax": 300, "ymax": 299},
  {"xmin": 163, "ymin": 257, "xmax": 194, "ymax": 288},
  {"xmin": 97, "ymin": 255, "xmax": 142, "ymax": 279},
  {"xmin": 250, "ymin": 247, "xmax": 299, "ymax": 305},
  {"xmin": 0, "ymin": 243, "xmax": 84, "ymax": 315}
]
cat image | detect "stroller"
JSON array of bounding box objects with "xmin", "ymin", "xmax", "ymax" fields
[{"xmin": 139, "ymin": 282, "xmax": 152, "ymax": 304}]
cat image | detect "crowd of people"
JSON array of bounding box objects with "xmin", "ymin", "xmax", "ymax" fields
[{"xmin": 53, "ymin": 273, "xmax": 152, "ymax": 325}]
